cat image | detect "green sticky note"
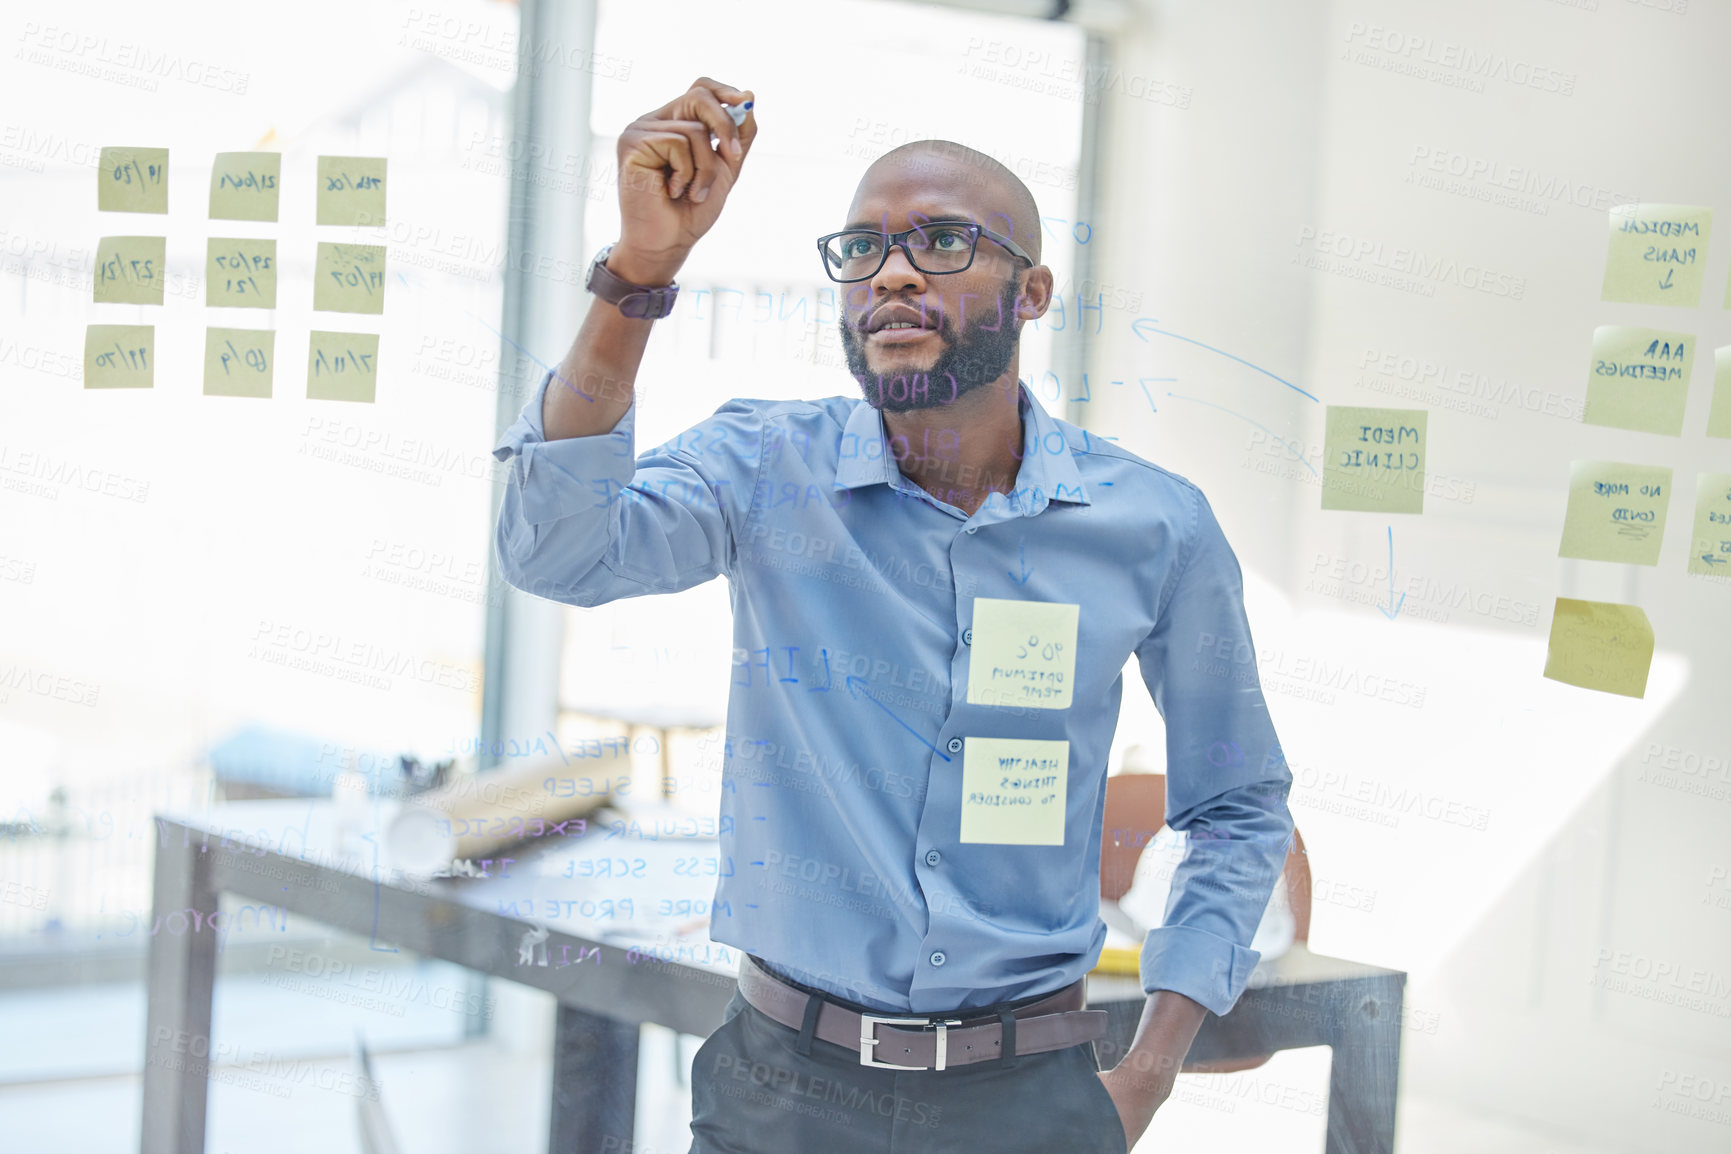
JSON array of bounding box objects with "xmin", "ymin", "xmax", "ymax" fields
[
  {"xmin": 316, "ymin": 155, "xmax": 387, "ymax": 225},
  {"xmin": 959, "ymin": 737, "xmax": 1068, "ymax": 845},
  {"xmin": 1584, "ymin": 325, "xmax": 1693, "ymax": 436},
  {"xmin": 1601, "ymin": 204, "xmax": 1711, "ymax": 307},
  {"xmin": 1687, "ymin": 472, "xmax": 1731, "ymax": 577},
  {"xmin": 97, "ymin": 147, "xmax": 168, "ymax": 213},
  {"xmin": 1543, "ymin": 598, "xmax": 1652, "ymax": 698},
  {"xmin": 1708, "ymin": 347, "xmax": 1731, "ymax": 440},
  {"xmin": 84, "ymin": 324, "xmax": 155, "ymax": 389},
  {"xmin": 307, "ymin": 331, "xmax": 379, "ymax": 402},
  {"xmin": 209, "ymin": 152, "xmax": 281, "ymax": 221},
  {"xmin": 93, "ymin": 236, "xmax": 165, "ymax": 305},
  {"xmin": 203, "ymin": 327, "xmax": 275, "ymax": 398},
  {"xmin": 1558, "ymin": 460, "xmax": 1672, "ymax": 566},
  {"xmin": 966, "ymin": 597, "xmax": 1079, "ymax": 710},
  {"xmin": 314, "ymin": 242, "xmax": 386, "ymax": 314},
  {"xmin": 1321, "ymin": 405, "xmax": 1427, "ymax": 514},
  {"xmin": 206, "ymin": 238, "xmax": 277, "ymax": 308}
]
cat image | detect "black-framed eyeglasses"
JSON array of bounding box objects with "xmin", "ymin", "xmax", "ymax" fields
[{"xmin": 815, "ymin": 220, "xmax": 1035, "ymax": 283}]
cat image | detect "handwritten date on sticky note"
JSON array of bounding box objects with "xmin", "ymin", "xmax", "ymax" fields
[
  {"xmin": 1585, "ymin": 326, "xmax": 1693, "ymax": 437},
  {"xmin": 84, "ymin": 325, "xmax": 154, "ymax": 389},
  {"xmin": 1321, "ymin": 406, "xmax": 1427, "ymax": 514},
  {"xmin": 206, "ymin": 238, "xmax": 277, "ymax": 308},
  {"xmin": 1558, "ymin": 460, "xmax": 1672, "ymax": 567},
  {"xmin": 1543, "ymin": 598, "xmax": 1653, "ymax": 699},
  {"xmin": 307, "ymin": 331, "xmax": 379, "ymax": 403},
  {"xmin": 1601, "ymin": 204, "xmax": 1711, "ymax": 307},
  {"xmin": 959, "ymin": 737, "xmax": 1069, "ymax": 845},
  {"xmin": 97, "ymin": 147, "xmax": 167, "ymax": 214},
  {"xmin": 209, "ymin": 152, "xmax": 281, "ymax": 221},
  {"xmin": 93, "ymin": 236, "xmax": 165, "ymax": 305},
  {"xmin": 316, "ymin": 156, "xmax": 386, "ymax": 225},
  {"xmin": 313, "ymin": 242, "xmax": 386, "ymax": 314},
  {"xmin": 967, "ymin": 598, "xmax": 1079, "ymax": 710},
  {"xmin": 203, "ymin": 327, "xmax": 275, "ymax": 399},
  {"xmin": 1688, "ymin": 472, "xmax": 1731, "ymax": 577}
]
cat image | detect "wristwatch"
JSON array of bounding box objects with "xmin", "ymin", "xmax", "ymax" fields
[{"xmin": 585, "ymin": 243, "xmax": 680, "ymax": 319}]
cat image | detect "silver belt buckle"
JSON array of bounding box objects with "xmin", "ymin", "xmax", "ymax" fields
[{"xmin": 859, "ymin": 1014, "xmax": 965, "ymax": 1071}]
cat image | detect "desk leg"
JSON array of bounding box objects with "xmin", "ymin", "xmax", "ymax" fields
[
  {"xmin": 141, "ymin": 820, "xmax": 219, "ymax": 1154},
  {"xmin": 1324, "ymin": 983, "xmax": 1403, "ymax": 1154},
  {"xmin": 551, "ymin": 1004, "xmax": 639, "ymax": 1154}
]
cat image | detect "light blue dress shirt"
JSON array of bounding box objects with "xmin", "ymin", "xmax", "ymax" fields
[{"xmin": 492, "ymin": 370, "xmax": 1294, "ymax": 1017}]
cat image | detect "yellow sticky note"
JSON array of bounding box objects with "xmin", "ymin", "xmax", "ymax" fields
[
  {"xmin": 307, "ymin": 331, "xmax": 379, "ymax": 402},
  {"xmin": 203, "ymin": 327, "xmax": 275, "ymax": 398},
  {"xmin": 1558, "ymin": 461, "xmax": 1672, "ymax": 567},
  {"xmin": 84, "ymin": 324, "xmax": 154, "ymax": 389},
  {"xmin": 1708, "ymin": 347, "xmax": 1731, "ymax": 440},
  {"xmin": 314, "ymin": 242, "xmax": 387, "ymax": 314},
  {"xmin": 1543, "ymin": 598, "xmax": 1653, "ymax": 698},
  {"xmin": 206, "ymin": 238, "xmax": 277, "ymax": 308},
  {"xmin": 967, "ymin": 598, "xmax": 1079, "ymax": 709},
  {"xmin": 959, "ymin": 737, "xmax": 1068, "ymax": 845},
  {"xmin": 1601, "ymin": 204, "xmax": 1711, "ymax": 307},
  {"xmin": 1321, "ymin": 405, "xmax": 1427, "ymax": 514},
  {"xmin": 93, "ymin": 236, "xmax": 166, "ymax": 305},
  {"xmin": 1687, "ymin": 473, "xmax": 1731, "ymax": 577},
  {"xmin": 1585, "ymin": 325, "xmax": 1693, "ymax": 437},
  {"xmin": 209, "ymin": 152, "xmax": 281, "ymax": 221},
  {"xmin": 316, "ymin": 156, "xmax": 387, "ymax": 225},
  {"xmin": 97, "ymin": 147, "xmax": 168, "ymax": 213}
]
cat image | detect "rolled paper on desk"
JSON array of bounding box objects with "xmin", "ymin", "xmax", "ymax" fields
[{"xmin": 385, "ymin": 748, "xmax": 630, "ymax": 874}]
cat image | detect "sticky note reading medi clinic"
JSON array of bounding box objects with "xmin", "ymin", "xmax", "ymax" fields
[
  {"xmin": 1601, "ymin": 204, "xmax": 1711, "ymax": 307},
  {"xmin": 967, "ymin": 598, "xmax": 1079, "ymax": 710},
  {"xmin": 1543, "ymin": 598, "xmax": 1653, "ymax": 699},
  {"xmin": 959, "ymin": 737, "xmax": 1069, "ymax": 845},
  {"xmin": 1322, "ymin": 406, "xmax": 1427, "ymax": 514},
  {"xmin": 1558, "ymin": 460, "xmax": 1672, "ymax": 567},
  {"xmin": 1585, "ymin": 326, "xmax": 1693, "ymax": 437}
]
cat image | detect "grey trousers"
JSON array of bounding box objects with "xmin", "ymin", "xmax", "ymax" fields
[{"xmin": 687, "ymin": 986, "xmax": 1129, "ymax": 1154}]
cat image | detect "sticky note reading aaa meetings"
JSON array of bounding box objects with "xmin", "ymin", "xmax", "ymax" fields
[
  {"xmin": 209, "ymin": 152, "xmax": 281, "ymax": 221},
  {"xmin": 84, "ymin": 325, "xmax": 154, "ymax": 389},
  {"xmin": 1558, "ymin": 461, "xmax": 1672, "ymax": 567},
  {"xmin": 316, "ymin": 156, "xmax": 386, "ymax": 225},
  {"xmin": 314, "ymin": 243, "xmax": 386, "ymax": 314},
  {"xmin": 203, "ymin": 328, "xmax": 274, "ymax": 398},
  {"xmin": 93, "ymin": 236, "xmax": 165, "ymax": 304},
  {"xmin": 1585, "ymin": 326, "xmax": 1693, "ymax": 436},
  {"xmin": 1601, "ymin": 204, "xmax": 1711, "ymax": 307},
  {"xmin": 307, "ymin": 331, "xmax": 379, "ymax": 402},
  {"xmin": 97, "ymin": 147, "xmax": 167, "ymax": 213},
  {"xmin": 1687, "ymin": 473, "xmax": 1731, "ymax": 576},
  {"xmin": 1321, "ymin": 406, "xmax": 1427, "ymax": 514},
  {"xmin": 1543, "ymin": 598, "xmax": 1653, "ymax": 698},
  {"xmin": 959, "ymin": 737, "xmax": 1068, "ymax": 845},
  {"xmin": 967, "ymin": 598, "xmax": 1079, "ymax": 709}
]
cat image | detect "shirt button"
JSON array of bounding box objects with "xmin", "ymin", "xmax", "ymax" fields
[
  {"xmin": 946, "ymin": 737, "xmax": 963, "ymax": 755},
  {"xmin": 929, "ymin": 951, "xmax": 947, "ymax": 967},
  {"xmin": 925, "ymin": 849, "xmax": 941, "ymax": 867},
  {"xmin": 962, "ymin": 628, "xmax": 973, "ymax": 645},
  {"xmin": 965, "ymin": 527, "xmax": 978, "ymax": 534}
]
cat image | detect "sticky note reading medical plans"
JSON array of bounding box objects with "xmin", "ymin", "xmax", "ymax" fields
[
  {"xmin": 84, "ymin": 325, "xmax": 154, "ymax": 389},
  {"xmin": 1558, "ymin": 461, "xmax": 1672, "ymax": 567},
  {"xmin": 316, "ymin": 156, "xmax": 386, "ymax": 225},
  {"xmin": 960, "ymin": 738, "xmax": 1069, "ymax": 845},
  {"xmin": 1585, "ymin": 326, "xmax": 1693, "ymax": 436},
  {"xmin": 307, "ymin": 331, "xmax": 379, "ymax": 403},
  {"xmin": 206, "ymin": 238, "xmax": 277, "ymax": 308},
  {"xmin": 93, "ymin": 236, "xmax": 165, "ymax": 305},
  {"xmin": 203, "ymin": 327, "xmax": 274, "ymax": 399},
  {"xmin": 1543, "ymin": 598, "xmax": 1653, "ymax": 699},
  {"xmin": 1321, "ymin": 406, "xmax": 1427, "ymax": 514},
  {"xmin": 209, "ymin": 152, "xmax": 281, "ymax": 221},
  {"xmin": 314, "ymin": 242, "xmax": 386, "ymax": 314},
  {"xmin": 1601, "ymin": 204, "xmax": 1711, "ymax": 307},
  {"xmin": 1708, "ymin": 347, "xmax": 1731, "ymax": 441},
  {"xmin": 97, "ymin": 147, "xmax": 167, "ymax": 213},
  {"xmin": 1688, "ymin": 472, "xmax": 1731, "ymax": 577},
  {"xmin": 967, "ymin": 598, "xmax": 1079, "ymax": 709}
]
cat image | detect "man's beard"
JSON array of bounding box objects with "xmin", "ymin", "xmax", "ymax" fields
[{"xmin": 839, "ymin": 277, "xmax": 1020, "ymax": 413}]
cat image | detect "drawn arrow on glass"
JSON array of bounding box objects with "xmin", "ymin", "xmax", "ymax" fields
[
  {"xmin": 846, "ymin": 676, "xmax": 952, "ymax": 762},
  {"xmin": 1701, "ymin": 552, "xmax": 1726, "ymax": 567},
  {"xmin": 1659, "ymin": 268, "xmax": 1675, "ymax": 291},
  {"xmin": 1010, "ymin": 539, "xmax": 1032, "ymax": 585},
  {"xmin": 1379, "ymin": 526, "xmax": 1406, "ymax": 620}
]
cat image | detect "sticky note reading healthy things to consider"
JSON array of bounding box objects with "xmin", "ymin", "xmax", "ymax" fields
[
  {"xmin": 1322, "ymin": 406, "xmax": 1427, "ymax": 514},
  {"xmin": 203, "ymin": 327, "xmax": 274, "ymax": 399},
  {"xmin": 967, "ymin": 598, "xmax": 1079, "ymax": 710},
  {"xmin": 93, "ymin": 236, "xmax": 165, "ymax": 305},
  {"xmin": 960, "ymin": 738, "xmax": 1068, "ymax": 845},
  {"xmin": 84, "ymin": 325, "xmax": 154, "ymax": 389},
  {"xmin": 316, "ymin": 156, "xmax": 386, "ymax": 225},
  {"xmin": 209, "ymin": 152, "xmax": 281, "ymax": 221},
  {"xmin": 314, "ymin": 243, "xmax": 386, "ymax": 314},
  {"xmin": 206, "ymin": 238, "xmax": 277, "ymax": 308},
  {"xmin": 1558, "ymin": 461, "xmax": 1672, "ymax": 567},
  {"xmin": 1585, "ymin": 326, "xmax": 1693, "ymax": 436},
  {"xmin": 97, "ymin": 147, "xmax": 167, "ymax": 213},
  {"xmin": 1688, "ymin": 473, "xmax": 1731, "ymax": 576},
  {"xmin": 1601, "ymin": 204, "xmax": 1711, "ymax": 307},
  {"xmin": 1543, "ymin": 598, "xmax": 1653, "ymax": 699},
  {"xmin": 307, "ymin": 331, "xmax": 379, "ymax": 403}
]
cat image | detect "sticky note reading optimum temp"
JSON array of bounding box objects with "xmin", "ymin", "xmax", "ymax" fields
[
  {"xmin": 1543, "ymin": 598, "xmax": 1653, "ymax": 698},
  {"xmin": 1708, "ymin": 347, "xmax": 1731, "ymax": 440},
  {"xmin": 206, "ymin": 238, "xmax": 277, "ymax": 308},
  {"xmin": 314, "ymin": 242, "xmax": 386, "ymax": 314},
  {"xmin": 93, "ymin": 236, "xmax": 166, "ymax": 304},
  {"xmin": 316, "ymin": 156, "xmax": 386, "ymax": 225},
  {"xmin": 209, "ymin": 152, "xmax": 281, "ymax": 221},
  {"xmin": 959, "ymin": 737, "xmax": 1068, "ymax": 845},
  {"xmin": 1558, "ymin": 460, "xmax": 1673, "ymax": 567},
  {"xmin": 84, "ymin": 325, "xmax": 154, "ymax": 389},
  {"xmin": 967, "ymin": 598, "xmax": 1079, "ymax": 709},
  {"xmin": 1687, "ymin": 472, "xmax": 1731, "ymax": 576},
  {"xmin": 1585, "ymin": 326, "xmax": 1693, "ymax": 436},
  {"xmin": 1601, "ymin": 204, "xmax": 1711, "ymax": 306},
  {"xmin": 1321, "ymin": 406, "xmax": 1427, "ymax": 514},
  {"xmin": 203, "ymin": 327, "xmax": 275, "ymax": 398},
  {"xmin": 97, "ymin": 147, "xmax": 168, "ymax": 213},
  {"xmin": 307, "ymin": 331, "xmax": 379, "ymax": 402}
]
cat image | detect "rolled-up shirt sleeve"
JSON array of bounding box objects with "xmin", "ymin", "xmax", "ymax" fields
[
  {"xmin": 491, "ymin": 369, "xmax": 760, "ymax": 607},
  {"xmin": 1131, "ymin": 485, "xmax": 1296, "ymax": 1016}
]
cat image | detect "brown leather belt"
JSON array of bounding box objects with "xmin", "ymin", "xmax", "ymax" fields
[{"xmin": 736, "ymin": 954, "xmax": 1108, "ymax": 1071}]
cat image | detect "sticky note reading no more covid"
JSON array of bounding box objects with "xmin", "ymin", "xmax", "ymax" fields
[
  {"xmin": 967, "ymin": 598, "xmax": 1079, "ymax": 710},
  {"xmin": 1543, "ymin": 598, "xmax": 1653, "ymax": 699},
  {"xmin": 959, "ymin": 737, "xmax": 1069, "ymax": 845},
  {"xmin": 1601, "ymin": 204, "xmax": 1711, "ymax": 307},
  {"xmin": 1322, "ymin": 406, "xmax": 1428, "ymax": 514},
  {"xmin": 1585, "ymin": 326, "xmax": 1693, "ymax": 436},
  {"xmin": 1558, "ymin": 460, "xmax": 1672, "ymax": 567}
]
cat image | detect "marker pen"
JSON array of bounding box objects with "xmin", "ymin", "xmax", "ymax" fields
[{"xmin": 722, "ymin": 100, "xmax": 754, "ymax": 127}]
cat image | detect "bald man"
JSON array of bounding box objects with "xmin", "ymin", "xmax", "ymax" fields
[{"xmin": 492, "ymin": 78, "xmax": 1295, "ymax": 1154}]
